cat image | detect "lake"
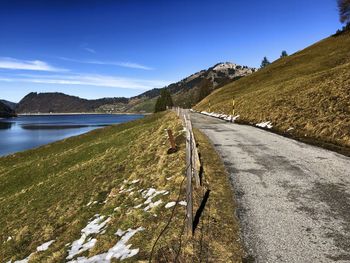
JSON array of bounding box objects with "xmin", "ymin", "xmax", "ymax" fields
[{"xmin": 0, "ymin": 114, "xmax": 144, "ymax": 157}]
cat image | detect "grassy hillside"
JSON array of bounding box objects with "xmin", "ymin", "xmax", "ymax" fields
[
  {"xmin": 195, "ymin": 31, "xmax": 350, "ymax": 149},
  {"xmin": 0, "ymin": 101, "xmax": 16, "ymax": 118},
  {"xmin": 0, "ymin": 111, "xmax": 243, "ymax": 262}
]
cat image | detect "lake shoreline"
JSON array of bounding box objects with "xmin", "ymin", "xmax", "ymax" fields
[
  {"xmin": 18, "ymin": 112, "xmax": 150, "ymax": 116},
  {"xmin": 0, "ymin": 113, "xmax": 145, "ymax": 157}
]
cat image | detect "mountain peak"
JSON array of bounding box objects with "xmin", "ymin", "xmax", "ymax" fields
[{"xmin": 212, "ymin": 62, "xmax": 238, "ymax": 71}]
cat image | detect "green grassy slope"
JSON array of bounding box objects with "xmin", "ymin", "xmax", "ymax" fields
[
  {"xmin": 0, "ymin": 112, "xmax": 186, "ymax": 262},
  {"xmin": 0, "ymin": 112, "xmax": 243, "ymax": 262},
  {"xmin": 195, "ymin": 32, "xmax": 350, "ymax": 149}
]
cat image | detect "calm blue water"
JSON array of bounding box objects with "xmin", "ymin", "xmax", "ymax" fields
[{"xmin": 0, "ymin": 114, "xmax": 144, "ymax": 157}]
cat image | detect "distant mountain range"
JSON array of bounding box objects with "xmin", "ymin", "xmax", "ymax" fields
[{"xmin": 3, "ymin": 62, "xmax": 255, "ymax": 114}]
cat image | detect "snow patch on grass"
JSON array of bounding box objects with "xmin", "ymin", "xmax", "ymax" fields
[
  {"xmin": 36, "ymin": 240, "xmax": 55, "ymax": 251},
  {"xmin": 256, "ymin": 121, "xmax": 273, "ymax": 129},
  {"xmin": 11, "ymin": 253, "xmax": 33, "ymax": 263},
  {"xmin": 67, "ymin": 227, "xmax": 144, "ymax": 262},
  {"xmin": 179, "ymin": 201, "xmax": 187, "ymax": 206},
  {"xmin": 144, "ymin": 200, "xmax": 163, "ymax": 211},
  {"xmin": 165, "ymin": 202, "xmax": 176, "ymax": 208},
  {"xmin": 201, "ymin": 111, "xmax": 240, "ymax": 122},
  {"xmin": 9, "ymin": 240, "xmax": 56, "ymax": 263},
  {"xmin": 66, "ymin": 215, "xmax": 110, "ymax": 260},
  {"xmin": 142, "ymin": 188, "xmax": 168, "ymax": 204},
  {"xmin": 86, "ymin": 201, "xmax": 98, "ymax": 207}
]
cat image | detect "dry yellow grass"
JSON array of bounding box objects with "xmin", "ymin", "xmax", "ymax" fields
[
  {"xmin": 0, "ymin": 112, "xmax": 188, "ymax": 262},
  {"xmin": 0, "ymin": 111, "xmax": 244, "ymax": 262},
  {"xmin": 195, "ymin": 32, "xmax": 350, "ymax": 151}
]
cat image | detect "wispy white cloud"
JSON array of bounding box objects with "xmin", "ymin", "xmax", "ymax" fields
[
  {"xmin": 83, "ymin": 47, "xmax": 96, "ymax": 54},
  {"xmin": 59, "ymin": 57, "xmax": 154, "ymax": 70},
  {"xmin": 0, "ymin": 73, "xmax": 170, "ymax": 90},
  {"xmin": 0, "ymin": 57, "xmax": 67, "ymax": 72}
]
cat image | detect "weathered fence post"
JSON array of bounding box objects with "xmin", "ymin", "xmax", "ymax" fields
[
  {"xmin": 186, "ymin": 117, "xmax": 200, "ymax": 187},
  {"xmin": 232, "ymin": 97, "xmax": 235, "ymax": 117},
  {"xmin": 166, "ymin": 129, "xmax": 177, "ymax": 151},
  {"xmin": 184, "ymin": 113, "xmax": 193, "ymax": 235}
]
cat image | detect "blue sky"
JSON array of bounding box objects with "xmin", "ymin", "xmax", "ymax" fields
[{"xmin": 0, "ymin": 0, "xmax": 342, "ymax": 102}]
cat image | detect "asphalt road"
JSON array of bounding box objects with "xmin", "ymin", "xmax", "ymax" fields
[{"xmin": 191, "ymin": 112, "xmax": 350, "ymax": 263}]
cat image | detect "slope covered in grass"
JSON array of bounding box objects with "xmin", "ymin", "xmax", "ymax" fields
[
  {"xmin": 0, "ymin": 111, "xmax": 243, "ymax": 262},
  {"xmin": 195, "ymin": 31, "xmax": 350, "ymax": 149}
]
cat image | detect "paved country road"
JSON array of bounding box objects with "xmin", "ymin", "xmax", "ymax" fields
[{"xmin": 191, "ymin": 112, "xmax": 350, "ymax": 263}]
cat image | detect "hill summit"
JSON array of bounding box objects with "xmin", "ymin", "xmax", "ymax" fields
[{"xmin": 128, "ymin": 62, "xmax": 256, "ymax": 110}]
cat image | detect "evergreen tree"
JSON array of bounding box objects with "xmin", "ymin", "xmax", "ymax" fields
[
  {"xmin": 260, "ymin": 57, "xmax": 271, "ymax": 69},
  {"xmin": 154, "ymin": 89, "xmax": 174, "ymax": 113},
  {"xmin": 197, "ymin": 79, "xmax": 212, "ymax": 103},
  {"xmin": 280, "ymin": 50, "xmax": 288, "ymax": 58},
  {"xmin": 338, "ymin": 0, "xmax": 350, "ymax": 25}
]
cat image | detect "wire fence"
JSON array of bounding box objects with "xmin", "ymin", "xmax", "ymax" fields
[{"xmin": 148, "ymin": 107, "xmax": 210, "ymax": 262}]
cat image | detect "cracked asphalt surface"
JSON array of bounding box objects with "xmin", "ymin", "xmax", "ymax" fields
[{"xmin": 191, "ymin": 112, "xmax": 350, "ymax": 263}]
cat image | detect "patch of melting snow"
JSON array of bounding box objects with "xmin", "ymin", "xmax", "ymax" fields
[
  {"xmin": 9, "ymin": 240, "xmax": 56, "ymax": 262},
  {"xmin": 179, "ymin": 201, "xmax": 187, "ymax": 206},
  {"xmin": 66, "ymin": 214, "xmax": 110, "ymax": 260},
  {"xmin": 256, "ymin": 121, "xmax": 273, "ymax": 129},
  {"xmin": 165, "ymin": 201, "xmax": 176, "ymax": 208},
  {"xmin": 142, "ymin": 188, "xmax": 168, "ymax": 205},
  {"xmin": 201, "ymin": 111, "xmax": 240, "ymax": 122},
  {"xmin": 144, "ymin": 200, "xmax": 163, "ymax": 211},
  {"xmin": 86, "ymin": 201, "xmax": 98, "ymax": 207},
  {"xmin": 36, "ymin": 240, "xmax": 55, "ymax": 251},
  {"xmin": 126, "ymin": 187, "xmax": 134, "ymax": 193},
  {"xmin": 116, "ymin": 229, "xmax": 126, "ymax": 237},
  {"xmin": 134, "ymin": 204, "xmax": 142, "ymax": 209},
  {"xmin": 131, "ymin": 179, "xmax": 140, "ymax": 184},
  {"xmin": 12, "ymin": 254, "xmax": 34, "ymax": 263},
  {"xmin": 67, "ymin": 227, "xmax": 144, "ymax": 262}
]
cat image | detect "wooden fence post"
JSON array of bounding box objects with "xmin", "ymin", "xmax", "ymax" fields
[
  {"xmin": 232, "ymin": 97, "xmax": 235, "ymax": 117},
  {"xmin": 186, "ymin": 117, "xmax": 200, "ymax": 187},
  {"xmin": 166, "ymin": 129, "xmax": 176, "ymax": 151},
  {"xmin": 185, "ymin": 114, "xmax": 193, "ymax": 235}
]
